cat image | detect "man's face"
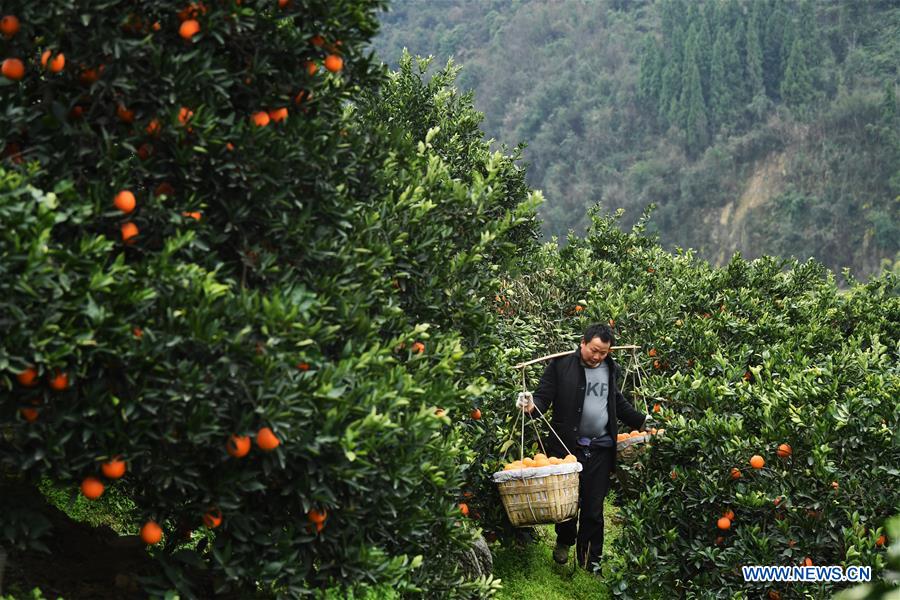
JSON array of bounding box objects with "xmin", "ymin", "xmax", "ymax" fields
[{"xmin": 580, "ymin": 337, "xmax": 611, "ymax": 368}]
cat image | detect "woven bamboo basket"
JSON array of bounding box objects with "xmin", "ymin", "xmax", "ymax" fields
[
  {"xmin": 616, "ymin": 433, "xmax": 651, "ymax": 463},
  {"xmin": 493, "ymin": 463, "xmax": 582, "ymax": 527}
]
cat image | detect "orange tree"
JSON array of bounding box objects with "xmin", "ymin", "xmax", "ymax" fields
[
  {"xmin": 489, "ymin": 207, "xmax": 899, "ymax": 597},
  {"xmin": 1, "ymin": 2, "xmax": 539, "ymax": 597}
]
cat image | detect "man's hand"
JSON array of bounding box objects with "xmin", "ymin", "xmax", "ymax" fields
[
  {"xmin": 641, "ymin": 414, "xmax": 657, "ymax": 431},
  {"xmin": 516, "ymin": 391, "xmax": 535, "ymax": 414}
]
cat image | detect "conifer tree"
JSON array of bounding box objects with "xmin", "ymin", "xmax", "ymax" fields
[
  {"xmin": 763, "ymin": 0, "xmax": 788, "ymax": 100},
  {"xmin": 659, "ymin": 24, "xmax": 685, "ymax": 128},
  {"xmin": 709, "ymin": 26, "xmax": 733, "ymax": 132},
  {"xmin": 729, "ymin": 18, "xmax": 750, "ymax": 111},
  {"xmin": 639, "ymin": 36, "xmax": 664, "ymax": 121},
  {"xmin": 781, "ymin": 37, "xmax": 815, "ymax": 116},
  {"xmin": 678, "ymin": 30, "xmax": 709, "ymax": 155},
  {"xmin": 696, "ymin": 6, "xmax": 714, "ymax": 106},
  {"xmin": 745, "ymin": 1, "xmax": 766, "ymax": 104}
]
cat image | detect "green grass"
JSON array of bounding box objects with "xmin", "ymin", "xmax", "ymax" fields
[
  {"xmin": 37, "ymin": 478, "xmax": 138, "ymax": 534},
  {"xmin": 492, "ymin": 494, "xmax": 622, "ymax": 600}
]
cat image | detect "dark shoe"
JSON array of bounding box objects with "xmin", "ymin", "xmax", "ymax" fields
[{"xmin": 552, "ymin": 543, "xmax": 570, "ymax": 564}]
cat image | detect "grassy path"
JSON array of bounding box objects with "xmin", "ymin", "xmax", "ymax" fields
[{"xmin": 491, "ymin": 495, "xmax": 622, "ymax": 600}]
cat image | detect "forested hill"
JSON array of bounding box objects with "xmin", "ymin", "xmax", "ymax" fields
[{"xmin": 371, "ymin": 0, "xmax": 900, "ymax": 279}]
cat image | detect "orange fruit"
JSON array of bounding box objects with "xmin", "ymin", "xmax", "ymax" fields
[
  {"xmin": 616, "ymin": 433, "xmax": 627, "ymax": 442},
  {"xmin": 81, "ymin": 476, "xmax": 105, "ymax": 500},
  {"xmin": 629, "ymin": 430, "xmax": 640, "ymax": 436},
  {"xmin": 49, "ymin": 370, "xmax": 69, "ymax": 391},
  {"xmin": 434, "ymin": 408, "xmax": 445, "ymax": 417},
  {"xmin": 178, "ymin": 106, "xmax": 193, "ymax": 125},
  {"xmin": 749, "ymin": 455, "xmax": 765, "ymax": 469},
  {"xmin": 101, "ymin": 457, "xmax": 129, "ymax": 483},
  {"xmin": 652, "ymin": 402, "xmax": 661, "ymax": 413},
  {"xmin": 1, "ymin": 15, "xmax": 20, "ymax": 38},
  {"xmin": 296, "ymin": 362, "xmax": 310, "ymax": 371},
  {"xmin": 179, "ymin": 19, "xmax": 200, "ymax": 40},
  {"xmin": 225, "ymin": 142, "xmax": 234, "ymax": 151},
  {"xmin": 69, "ymin": 105, "xmax": 84, "ymax": 120},
  {"xmin": 717, "ymin": 516, "xmax": 731, "ymax": 530},
  {"xmin": 776, "ymin": 443, "xmax": 792, "ymax": 458},
  {"xmin": 17, "ymin": 366, "xmax": 38, "ymax": 387},
  {"xmin": 412, "ymin": 341, "xmax": 425, "ymax": 353},
  {"xmin": 768, "ymin": 591, "xmax": 782, "ymax": 600},
  {"xmin": 574, "ymin": 305, "xmax": 583, "ymax": 312},
  {"xmin": 801, "ymin": 557, "xmax": 813, "ymax": 567},
  {"xmin": 459, "ymin": 502, "xmax": 469, "ymax": 517},
  {"xmin": 120, "ymin": 222, "xmax": 139, "ymax": 243},
  {"xmin": 563, "ymin": 454, "xmax": 577, "ymax": 463},
  {"xmin": 154, "ymin": 182, "xmax": 175, "ymax": 198},
  {"xmin": 20, "ymin": 407, "xmax": 39, "ymax": 422},
  {"xmin": 670, "ymin": 469, "xmax": 678, "ymax": 480},
  {"xmin": 251, "ymin": 111, "xmax": 270, "ymax": 127},
  {"xmin": 653, "ymin": 359, "xmax": 661, "ymax": 369},
  {"xmin": 308, "ymin": 508, "xmax": 327, "ymax": 524},
  {"xmin": 648, "ymin": 348, "xmax": 657, "ymax": 357},
  {"xmin": 202, "ymin": 507, "xmax": 222, "ymax": 529},
  {"xmin": 114, "ymin": 190, "xmax": 136, "ymax": 213},
  {"xmin": 145, "ymin": 119, "xmax": 161, "ymax": 136},
  {"xmin": 137, "ymin": 144, "xmax": 152, "ymax": 161},
  {"xmin": 227, "ymin": 434, "xmax": 251, "ymax": 457},
  {"xmin": 324, "ymin": 54, "xmax": 343, "ymax": 72},
  {"xmin": 132, "ymin": 327, "xmax": 143, "ymax": 340},
  {"xmin": 2, "ymin": 58, "xmax": 25, "ymax": 81},
  {"xmin": 831, "ymin": 481, "xmax": 839, "ymax": 490},
  {"xmin": 522, "ymin": 457, "xmax": 536, "ymax": 467},
  {"xmin": 470, "ymin": 408, "xmax": 481, "ymax": 420},
  {"xmin": 876, "ymin": 534, "xmax": 886, "ymax": 547},
  {"xmin": 41, "ymin": 50, "xmax": 65, "ymax": 73},
  {"xmin": 306, "ymin": 61, "xmax": 318, "ymax": 76},
  {"xmin": 78, "ymin": 66, "xmax": 101, "ymax": 85},
  {"xmin": 101, "ymin": 456, "xmax": 126, "ymax": 479},
  {"xmin": 141, "ymin": 521, "xmax": 162, "ymax": 545},
  {"xmin": 116, "ymin": 104, "xmax": 135, "ymax": 124},
  {"xmin": 723, "ymin": 509, "xmax": 735, "ymax": 521},
  {"xmin": 181, "ymin": 211, "xmax": 202, "ymax": 220},
  {"xmin": 278, "ymin": 0, "xmax": 291, "ymax": 7},
  {"xmin": 730, "ymin": 467, "xmax": 742, "ymax": 480},
  {"xmin": 256, "ymin": 427, "xmax": 280, "ymax": 451},
  {"xmin": 268, "ymin": 107, "xmax": 288, "ymax": 123},
  {"xmin": 549, "ymin": 456, "xmax": 562, "ymax": 464}
]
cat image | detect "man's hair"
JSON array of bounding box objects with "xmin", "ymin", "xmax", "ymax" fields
[{"xmin": 583, "ymin": 323, "xmax": 615, "ymax": 346}]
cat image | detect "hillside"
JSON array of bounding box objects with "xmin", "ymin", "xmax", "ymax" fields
[{"xmin": 371, "ymin": 0, "xmax": 900, "ymax": 279}]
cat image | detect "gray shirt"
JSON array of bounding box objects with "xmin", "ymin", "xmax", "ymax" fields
[{"xmin": 579, "ymin": 361, "xmax": 613, "ymax": 442}]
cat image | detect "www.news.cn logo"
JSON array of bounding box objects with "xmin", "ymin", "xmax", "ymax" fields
[{"xmin": 742, "ymin": 565, "xmax": 872, "ymax": 583}]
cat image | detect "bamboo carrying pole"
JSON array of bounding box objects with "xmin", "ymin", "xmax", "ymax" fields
[{"xmin": 512, "ymin": 345, "xmax": 641, "ymax": 370}]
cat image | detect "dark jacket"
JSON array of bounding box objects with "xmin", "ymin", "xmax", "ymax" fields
[{"xmin": 530, "ymin": 348, "xmax": 646, "ymax": 472}]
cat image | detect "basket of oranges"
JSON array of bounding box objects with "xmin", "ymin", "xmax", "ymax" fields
[
  {"xmin": 492, "ymin": 453, "xmax": 582, "ymax": 527},
  {"xmin": 616, "ymin": 428, "xmax": 664, "ymax": 462}
]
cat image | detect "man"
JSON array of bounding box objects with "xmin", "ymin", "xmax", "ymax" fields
[{"xmin": 516, "ymin": 323, "xmax": 653, "ymax": 572}]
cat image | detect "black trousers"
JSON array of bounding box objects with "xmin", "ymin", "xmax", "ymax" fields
[{"xmin": 554, "ymin": 445, "xmax": 614, "ymax": 569}]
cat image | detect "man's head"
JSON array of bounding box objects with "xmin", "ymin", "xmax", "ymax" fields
[{"xmin": 580, "ymin": 323, "xmax": 614, "ymax": 368}]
